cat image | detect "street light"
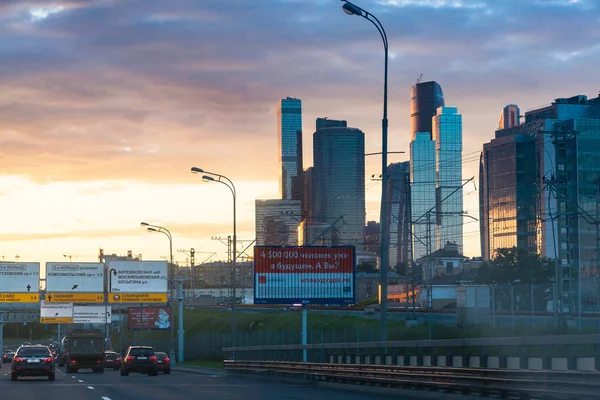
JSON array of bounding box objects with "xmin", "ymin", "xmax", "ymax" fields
[
  {"xmin": 341, "ymin": 0, "xmax": 390, "ymax": 342},
  {"xmin": 140, "ymin": 221, "xmax": 176, "ymax": 365},
  {"xmin": 190, "ymin": 166, "xmax": 238, "ymax": 348}
]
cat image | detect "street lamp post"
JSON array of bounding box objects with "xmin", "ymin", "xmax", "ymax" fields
[
  {"xmin": 140, "ymin": 222, "xmax": 176, "ymax": 365},
  {"xmin": 190, "ymin": 167, "xmax": 238, "ymax": 349},
  {"xmin": 341, "ymin": 0, "xmax": 390, "ymax": 342}
]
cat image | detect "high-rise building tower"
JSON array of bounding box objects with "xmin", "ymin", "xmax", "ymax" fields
[
  {"xmin": 277, "ymin": 97, "xmax": 303, "ymax": 200},
  {"xmin": 313, "ymin": 126, "xmax": 365, "ymax": 251},
  {"xmin": 433, "ymin": 106, "xmax": 464, "ymax": 252},
  {"xmin": 410, "ymin": 132, "xmax": 437, "ymax": 260},
  {"xmin": 410, "ymin": 81, "xmax": 445, "ymax": 140},
  {"xmin": 498, "ymin": 104, "xmax": 521, "ymax": 130},
  {"xmin": 255, "ymin": 199, "xmax": 302, "ymax": 246},
  {"xmin": 386, "ymin": 162, "xmax": 411, "ymax": 269},
  {"xmin": 316, "ymin": 117, "xmax": 347, "ymax": 131}
]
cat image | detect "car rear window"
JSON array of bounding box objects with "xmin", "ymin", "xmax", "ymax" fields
[
  {"xmin": 18, "ymin": 347, "xmax": 51, "ymax": 356},
  {"xmin": 156, "ymin": 353, "xmax": 166, "ymax": 359},
  {"xmin": 129, "ymin": 348, "xmax": 154, "ymax": 357},
  {"xmin": 105, "ymin": 353, "xmax": 115, "ymax": 359}
]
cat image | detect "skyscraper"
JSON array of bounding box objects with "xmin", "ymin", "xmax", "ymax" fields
[
  {"xmin": 410, "ymin": 132, "xmax": 437, "ymax": 260},
  {"xmin": 498, "ymin": 104, "xmax": 521, "ymax": 130},
  {"xmin": 386, "ymin": 162, "xmax": 411, "ymax": 269},
  {"xmin": 277, "ymin": 97, "xmax": 303, "ymax": 201},
  {"xmin": 410, "ymin": 81, "xmax": 445, "ymax": 140},
  {"xmin": 255, "ymin": 199, "xmax": 301, "ymax": 246},
  {"xmin": 316, "ymin": 117, "xmax": 347, "ymax": 131},
  {"xmin": 313, "ymin": 126, "xmax": 365, "ymax": 251},
  {"xmin": 433, "ymin": 106, "xmax": 464, "ymax": 252}
]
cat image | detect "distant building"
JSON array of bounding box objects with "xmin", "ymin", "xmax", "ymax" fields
[
  {"xmin": 410, "ymin": 81, "xmax": 445, "ymax": 141},
  {"xmin": 364, "ymin": 221, "xmax": 380, "ymax": 256},
  {"xmin": 313, "ymin": 126, "xmax": 366, "ymax": 250},
  {"xmin": 386, "ymin": 162, "xmax": 411, "ymax": 268},
  {"xmin": 277, "ymin": 97, "xmax": 303, "ymax": 201},
  {"xmin": 416, "ymin": 242, "xmax": 469, "ymax": 282},
  {"xmin": 498, "ymin": 104, "xmax": 521, "ymax": 129},
  {"xmin": 255, "ymin": 199, "xmax": 301, "ymax": 246},
  {"xmin": 316, "ymin": 117, "xmax": 347, "ymax": 131}
]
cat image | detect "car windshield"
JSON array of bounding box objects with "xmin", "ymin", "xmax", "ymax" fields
[
  {"xmin": 18, "ymin": 347, "xmax": 50, "ymax": 356},
  {"xmin": 129, "ymin": 348, "xmax": 154, "ymax": 357}
]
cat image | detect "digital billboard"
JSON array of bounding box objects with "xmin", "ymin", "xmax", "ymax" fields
[
  {"xmin": 253, "ymin": 246, "xmax": 356, "ymax": 305},
  {"xmin": 128, "ymin": 306, "xmax": 171, "ymax": 330}
]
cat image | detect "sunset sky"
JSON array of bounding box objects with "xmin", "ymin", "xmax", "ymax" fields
[{"xmin": 1, "ymin": 0, "xmax": 599, "ymax": 272}]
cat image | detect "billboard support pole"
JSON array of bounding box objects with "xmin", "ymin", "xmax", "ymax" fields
[
  {"xmin": 57, "ymin": 323, "xmax": 61, "ymax": 348},
  {"xmin": 302, "ymin": 305, "xmax": 308, "ymax": 362},
  {"xmin": 177, "ymin": 280, "xmax": 185, "ymax": 363}
]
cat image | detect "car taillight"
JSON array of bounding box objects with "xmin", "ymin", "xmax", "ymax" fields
[
  {"xmin": 43, "ymin": 357, "xmax": 53, "ymax": 363},
  {"xmin": 13, "ymin": 357, "xmax": 25, "ymax": 363},
  {"xmin": 126, "ymin": 356, "xmax": 135, "ymax": 361},
  {"xmin": 96, "ymin": 359, "xmax": 102, "ymax": 363},
  {"xmin": 164, "ymin": 357, "xmax": 170, "ymax": 363},
  {"xmin": 72, "ymin": 359, "xmax": 78, "ymax": 364},
  {"xmin": 116, "ymin": 357, "xmax": 122, "ymax": 361},
  {"xmin": 150, "ymin": 355, "xmax": 157, "ymax": 361}
]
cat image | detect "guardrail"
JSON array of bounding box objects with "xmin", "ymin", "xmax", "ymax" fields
[{"xmin": 224, "ymin": 360, "xmax": 600, "ymax": 399}]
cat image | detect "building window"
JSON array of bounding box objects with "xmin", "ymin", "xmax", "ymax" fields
[{"xmin": 446, "ymin": 262, "xmax": 453, "ymax": 274}]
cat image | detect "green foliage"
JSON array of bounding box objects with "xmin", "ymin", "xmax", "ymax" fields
[
  {"xmin": 474, "ymin": 247, "xmax": 554, "ymax": 285},
  {"xmin": 355, "ymin": 297, "xmax": 378, "ymax": 308}
]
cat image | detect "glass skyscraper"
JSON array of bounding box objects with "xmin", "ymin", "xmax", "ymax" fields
[
  {"xmin": 255, "ymin": 199, "xmax": 301, "ymax": 246},
  {"xmin": 386, "ymin": 162, "xmax": 411, "ymax": 269},
  {"xmin": 277, "ymin": 97, "xmax": 303, "ymax": 201},
  {"xmin": 410, "ymin": 81, "xmax": 445, "ymax": 141},
  {"xmin": 410, "ymin": 132, "xmax": 437, "ymax": 260},
  {"xmin": 433, "ymin": 107, "xmax": 463, "ymax": 252},
  {"xmin": 313, "ymin": 126, "xmax": 365, "ymax": 251}
]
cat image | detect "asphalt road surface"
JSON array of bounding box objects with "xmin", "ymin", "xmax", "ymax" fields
[{"xmin": 0, "ymin": 366, "xmax": 401, "ymax": 400}]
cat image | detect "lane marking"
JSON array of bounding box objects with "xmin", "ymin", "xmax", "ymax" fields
[
  {"xmin": 78, "ymin": 379, "xmax": 84, "ymax": 383},
  {"xmin": 71, "ymin": 376, "xmax": 76, "ymax": 378},
  {"xmin": 101, "ymin": 398, "xmax": 111, "ymax": 400},
  {"xmin": 87, "ymin": 386, "xmax": 94, "ymax": 390}
]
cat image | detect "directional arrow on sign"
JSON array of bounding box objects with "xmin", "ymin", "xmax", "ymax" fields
[
  {"xmin": 72, "ymin": 285, "xmax": 78, "ymax": 290},
  {"xmin": 47, "ymin": 295, "xmax": 52, "ymax": 301},
  {"xmin": 26, "ymin": 285, "xmax": 31, "ymax": 292}
]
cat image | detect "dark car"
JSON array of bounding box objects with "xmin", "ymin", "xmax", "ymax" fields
[
  {"xmin": 11, "ymin": 345, "xmax": 55, "ymax": 381},
  {"xmin": 103, "ymin": 351, "xmax": 121, "ymax": 370},
  {"xmin": 120, "ymin": 346, "xmax": 157, "ymax": 376},
  {"xmin": 155, "ymin": 352, "xmax": 171, "ymax": 374},
  {"xmin": 2, "ymin": 351, "xmax": 14, "ymax": 364}
]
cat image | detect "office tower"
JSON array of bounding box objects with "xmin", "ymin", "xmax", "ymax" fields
[
  {"xmin": 410, "ymin": 132, "xmax": 437, "ymax": 261},
  {"xmin": 410, "ymin": 81, "xmax": 445, "ymax": 140},
  {"xmin": 277, "ymin": 97, "xmax": 303, "ymax": 201},
  {"xmin": 433, "ymin": 107, "xmax": 463, "ymax": 252},
  {"xmin": 316, "ymin": 117, "xmax": 347, "ymax": 131},
  {"xmin": 313, "ymin": 126, "xmax": 365, "ymax": 251},
  {"xmin": 386, "ymin": 162, "xmax": 411, "ymax": 269},
  {"xmin": 480, "ymin": 93, "xmax": 600, "ymax": 313},
  {"xmin": 498, "ymin": 104, "xmax": 521, "ymax": 129},
  {"xmin": 255, "ymin": 199, "xmax": 302, "ymax": 246}
]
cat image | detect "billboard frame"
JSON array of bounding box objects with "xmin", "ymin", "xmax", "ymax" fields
[
  {"xmin": 253, "ymin": 245, "xmax": 356, "ymax": 305},
  {"xmin": 127, "ymin": 306, "xmax": 172, "ymax": 331}
]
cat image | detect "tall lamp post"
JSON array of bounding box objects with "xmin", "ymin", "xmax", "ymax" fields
[
  {"xmin": 341, "ymin": 0, "xmax": 390, "ymax": 342},
  {"xmin": 190, "ymin": 167, "xmax": 238, "ymax": 348},
  {"xmin": 140, "ymin": 222, "xmax": 176, "ymax": 365}
]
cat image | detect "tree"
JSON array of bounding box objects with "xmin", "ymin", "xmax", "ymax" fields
[{"xmin": 474, "ymin": 247, "xmax": 554, "ymax": 285}]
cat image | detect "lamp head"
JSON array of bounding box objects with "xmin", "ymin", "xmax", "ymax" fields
[
  {"xmin": 140, "ymin": 222, "xmax": 149, "ymax": 226},
  {"xmin": 202, "ymin": 175, "xmax": 215, "ymax": 182},
  {"xmin": 190, "ymin": 167, "xmax": 204, "ymax": 174},
  {"xmin": 342, "ymin": 1, "xmax": 362, "ymax": 16},
  {"xmin": 147, "ymin": 227, "xmax": 158, "ymax": 232}
]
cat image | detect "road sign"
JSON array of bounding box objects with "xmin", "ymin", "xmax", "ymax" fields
[
  {"xmin": 108, "ymin": 261, "xmax": 168, "ymax": 294},
  {"xmin": 108, "ymin": 293, "xmax": 168, "ymax": 303},
  {"xmin": 73, "ymin": 305, "xmax": 111, "ymax": 324},
  {"xmin": 45, "ymin": 293, "xmax": 104, "ymax": 303},
  {"xmin": 0, "ymin": 293, "xmax": 39, "ymax": 303},
  {"xmin": 0, "ymin": 263, "xmax": 40, "ymax": 302},
  {"xmin": 45, "ymin": 262, "xmax": 104, "ymax": 293},
  {"xmin": 253, "ymin": 246, "xmax": 356, "ymax": 305},
  {"xmin": 40, "ymin": 301, "xmax": 73, "ymax": 324}
]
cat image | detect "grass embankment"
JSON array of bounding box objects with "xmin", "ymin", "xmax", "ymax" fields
[{"xmin": 180, "ymin": 360, "xmax": 224, "ymax": 369}]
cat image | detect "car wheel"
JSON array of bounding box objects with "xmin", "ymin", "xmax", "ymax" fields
[
  {"xmin": 11, "ymin": 373, "xmax": 18, "ymax": 381},
  {"xmin": 48, "ymin": 373, "xmax": 55, "ymax": 381},
  {"xmin": 164, "ymin": 369, "xmax": 171, "ymax": 374}
]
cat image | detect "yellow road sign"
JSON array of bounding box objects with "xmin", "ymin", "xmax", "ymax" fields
[
  {"xmin": 108, "ymin": 293, "xmax": 168, "ymax": 303},
  {"xmin": 45, "ymin": 293, "xmax": 104, "ymax": 303},
  {"xmin": 0, "ymin": 293, "xmax": 39, "ymax": 303},
  {"xmin": 40, "ymin": 317, "xmax": 73, "ymax": 324}
]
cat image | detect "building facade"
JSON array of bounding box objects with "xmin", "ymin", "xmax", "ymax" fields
[
  {"xmin": 410, "ymin": 81, "xmax": 445, "ymax": 140},
  {"xmin": 498, "ymin": 104, "xmax": 521, "ymax": 129},
  {"xmin": 386, "ymin": 162, "xmax": 411, "ymax": 269},
  {"xmin": 410, "ymin": 132, "xmax": 437, "ymax": 260},
  {"xmin": 277, "ymin": 97, "xmax": 303, "ymax": 201},
  {"xmin": 433, "ymin": 107, "xmax": 464, "ymax": 252},
  {"xmin": 255, "ymin": 199, "xmax": 301, "ymax": 246},
  {"xmin": 313, "ymin": 126, "xmax": 365, "ymax": 251}
]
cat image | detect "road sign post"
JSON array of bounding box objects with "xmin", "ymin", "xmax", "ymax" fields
[
  {"xmin": 107, "ymin": 261, "xmax": 168, "ymax": 303},
  {"xmin": 45, "ymin": 262, "xmax": 105, "ymax": 303},
  {"xmin": 40, "ymin": 301, "xmax": 73, "ymax": 324},
  {"xmin": 0, "ymin": 262, "xmax": 40, "ymax": 303}
]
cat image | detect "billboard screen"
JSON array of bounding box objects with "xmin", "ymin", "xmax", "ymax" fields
[
  {"xmin": 253, "ymin": 246, "xmax": 355, "ymax": 305},
  {"xmin": 128, "ymin": 306, "xmax": 171, "ymax": 330}
]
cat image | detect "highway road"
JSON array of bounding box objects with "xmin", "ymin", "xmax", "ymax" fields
[{"xmin": 0, "ymin": 366, "xmax": 401, "ymax": 400}]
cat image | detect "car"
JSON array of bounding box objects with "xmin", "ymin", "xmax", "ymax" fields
[
  {"xmin": 103, "ymin": 351, "xmax": 122, "ymax": 370},
  {"xmin": 155, "ymin": 352, "xmax": 171, "ymax": 374},
  {"xmin": 2, "ymin": 351, "xmax": 14, "ymax": 364},
  {"xmin": 120, "ymin": 346, "xmax": 158, "ymax": 376},
  {"xmin": 11, "ymin": 345, "xmax": 55, "ymax": 381}
]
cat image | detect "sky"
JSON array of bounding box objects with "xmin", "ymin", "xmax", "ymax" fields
[{"xmin": 1, "ymin": 0, "xmax": 599, "ymax": 272}]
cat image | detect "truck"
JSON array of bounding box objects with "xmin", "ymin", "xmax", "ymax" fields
[{"xmin": 64, "ymin": 329, "xmax": 105, "ymax": 373}]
